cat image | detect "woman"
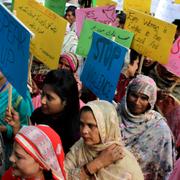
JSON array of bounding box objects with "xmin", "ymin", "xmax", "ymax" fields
[
  {"xmin": 30, "ymin": 69, "xmax": 80, "ymax": 154},
  {"xmin": 148, "ymin": 63, "xmax": 180, "ymax": 144},
  {"xmin": 58, "ymin": 52, "xmax": 84, "ymax": 108},
  {"xmin": 117, "ymin": 74, "xmax": 175, "ymax": 179},
  {"xmin": 2, "ymin": 125, "xmax": 66, "ymax": 180},
  {"xmin": 0, "ymin": 71, "xmax": 33, "ymax": 172},
  {"xmin": 59, "ymin": 52, "xmax": 79, "ymax": 73},
  {"xmin": 65, "ymin": 100, "xmax": 144, "ymax": 180}
]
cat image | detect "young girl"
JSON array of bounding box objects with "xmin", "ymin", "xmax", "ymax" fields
[{"xmin": 6, "ymin": 69, "xmax": 80, "ymax": 154}]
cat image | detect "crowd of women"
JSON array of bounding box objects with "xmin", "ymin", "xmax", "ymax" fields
[{"xmin": 0, "ymin": 0, "xmax": 180, "ymax": 179}]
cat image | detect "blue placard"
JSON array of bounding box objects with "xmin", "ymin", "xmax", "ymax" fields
[
  {"xmin": 81, "ymin": 32, "xmax": 128, "ymax": 102},
  {"xmin": 0, "ymin": 4, "xmax": 31, "ymax": 99}
]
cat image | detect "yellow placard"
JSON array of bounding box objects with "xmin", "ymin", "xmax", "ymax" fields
[
  {"xmin": 14, "ymin": 0, "xmax": 67, "ymax": 69},
  {"xmin": 123, "ymin": 0, "xmax": 152, "ymax": 14},
  {"xmin": 125, "ymin": 9, "xmax": 176, "ymax": 64},
  {"xmin": 96, "ymin": 0, "xmax": 117, "ymax": 7},
  {"xmin": 175, "ymin": 0, "xmax": 180, "ymax": 3}
]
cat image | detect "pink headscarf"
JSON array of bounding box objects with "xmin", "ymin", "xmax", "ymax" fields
[
  {"xmin": 60, "ymin": 52, "xmax": 79, "ymax": 72},
  {"xmin": 15, "ymin": 125, "xmax": 66, "ymax": 180}
]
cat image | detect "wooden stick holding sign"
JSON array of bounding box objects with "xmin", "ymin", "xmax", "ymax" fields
[
  {"xmin": 28, "ymin": 54, "xmax": 33, "ymax": 87},
  {"xmin": 8, "ymin": 85, "xmax": 12, "ymax": 113},
  {"xmin": 137, "ymin": 56, "xmax": 144, "ymax": 74}
]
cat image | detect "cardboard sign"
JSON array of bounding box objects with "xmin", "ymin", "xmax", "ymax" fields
[
  {"xmin": 76, "ymin": 5, "xmax": 116, "ymax": 36},
  {"xmin": 95, "ymin": 0, "xmax": 117, "ymax": 6},
  {"xmin": 123, "ymin": 0, "xmax": 152, "ymax": 14},
  {"xmin": 164, "ymin": 37, "xmax": 180, "ymax": 77},
  {"xmin": 80, "ymin": 32, "xmax": 128, "ymax": 102},
  {"xmin": 0, "ymin": 4, "xmax": 31, "ymax": 98},
  {"xmin": 76, "ymin": 20, "xmax": 134, "ymax": 57},
  {"xmin": 14, "ymin": 0, "xmax": 67, "ymax": 69},
  {"xmin": 125, "ymin": 9, "xmax": 176, "ymax": 64},
  {"xmin": 45, "ymin": 0, "xmax": 66, "ymax": 17},
  {"xmin": 155, "ymin": 0, "xmax": 180, "ymax": 23},
  {"xmin": 175, "ymin": 0, "xmax": 180, "ymax": 4}
]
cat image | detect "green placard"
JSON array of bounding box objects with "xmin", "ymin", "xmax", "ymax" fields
[
  {"xmin": 76, "ymin": 20, "xmax": 134, "ymax": 57},
  {"xmin": 45, "ymin": 0, "xmax": 66, "ymax": 16},
  {"xmin": 92, "ymin": 0, "xmax": 96, "ymax": 6}
]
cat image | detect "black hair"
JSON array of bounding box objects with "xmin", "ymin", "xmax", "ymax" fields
[
  {"xmin": 172, "ymin": 19, "xmax": 180, "ymax": 30},
  {"xmin": 43, "ymin": 69, "xmax": 80, "ymax": 153},
  {"xmin": 80, "ymin": 106, "xmax": 93, "ymax": 115},
  {"xmin": 78, "ymin": 0, "xmax": 92, "ymax": 7},
  {"xmin": 66, "ymin": 6, "xmax": 77, "ymax": 16},
  {"xmin": 130, "ymin": 49, "xmax": 140, "ymax": 65},
  {"xmin": 116, "ymin": 11, "xmax": 126, "ymax": 25}
]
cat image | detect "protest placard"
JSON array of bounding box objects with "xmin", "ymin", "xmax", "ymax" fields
[
  {"xmin": 95, "ymin": 0, "xmax": 117, "ymax": 6},
  {"xmin": 76, "ymin": 19, "xmax": 134, "ymax": 57},
  {"xmin": 163, "ymin": 37, "xmax": 180, "ymax": 77},
  {"xmin": 0, "ymin": 4, "xmax": 32, "ymax": 98},
  {"xmin": 14, "ymin": 0, "xmax": 67, "ymax": 69},
  {"xmin": 175, "ymin": 0, "xmax": 180, "ymax": 4},
  {"xmin": 76, "ymin": 5, "xmax": 116, "ymax": 36},
  {"xmin": 123, "ymin": 0, "xmax": 152, "ymax": 14},
  {"xmin": 125, "ymin": 9, "xmax": 176, "ymax": 64},
  {"xmin": 80, "ymin": 32, "xmax": 128, "ymax": 102},
  {"xmin": 45, "ymin": 0, "xmax": 66, "ymax": 17}
]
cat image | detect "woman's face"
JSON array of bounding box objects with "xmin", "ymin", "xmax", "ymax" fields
[
  {"xmin": 80, "ymin": 111, "xmax": 101, "ymax": 146},
  {"xmin": 65, "ymin": 11, "xmax": 76, "ymax": 25},
  {"xmin": 41, "ymin": 84, "xmax": 66, "ymax": 115},
  {"xmin": 10, "ymin": 142, "xmax": 43, "ymax": 178},
  {"xmin": 127, "ymin": 90, "xmax": 150, "ymax": 115},
  {"xmin": 58, "ymin": 58, "xmax": 71, "ymax": 71}
]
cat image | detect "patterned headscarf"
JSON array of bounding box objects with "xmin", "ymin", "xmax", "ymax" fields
[
  {"xmin": 60, "ymin": 52, "xmax": 79, "ymax": 72},
  {"xmin": 127, "ymin": 74, "xmax": 157, "ymax": 109},
  {"xmin": 15, "ymin": 125, "xmax": 66, "ymax": 180},
  {"xmin": 118, "ymin": 75, "xmax": 175, "ymax": 179},
  {"xmin": 65, "ymin": 100, "xmax": 144, "ymax": 180}
]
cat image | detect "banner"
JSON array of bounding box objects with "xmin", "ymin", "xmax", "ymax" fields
[
  {"xmin": 164, "ymin": 37, "xmax": 180, "ymax": 77},
  {"xmin": 45, "ymin": 0, "xmax": 66, "ymax": 17},
  {"xmin": 76, "ymin": 5, "xmax": 116, "ymax": 36},
  {"xmin": 123, "ymin": 0, "xmax": 152, "ymax": 14},
  {"xmin": 125, "ymin": 9, "xmax": 176, "ymax": 64},
  {"xmin": 80, "ymin": 32, "xmax": 128, "ymax": 102},
  {"xmin": 76, "ymin": 20, "xmax": 134, "ymax": 57},
  {"xmin": 14, "ymin": 0, "xmax": 67, "ymax": 69},
  {"xmin": 0, "ymin": 4, "xmax": 31, "ymax": 98}
]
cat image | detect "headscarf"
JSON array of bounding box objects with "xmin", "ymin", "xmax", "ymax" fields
[
  {"xmin": 60, "ymin": 52, "xmax": 79, "ymax": 72},
  {"xmin": 65, "ymin": 100, "xmax": 143, "ymax": 180},
  {"xmin": 15, "ymin": 125, "xmax": 66, "ymax": 180},
  {"xmin": 117, "ymin": 75, "xmax": 175, "ymax": 179}
]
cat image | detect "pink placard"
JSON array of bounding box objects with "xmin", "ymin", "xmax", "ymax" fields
[
  {"xmin": 164, "ymin": 37, "xmax": 180, "ymax": 77},
  {"xmin": 75, "ymin": 5, "xmax": 117, "ymax": 37}
]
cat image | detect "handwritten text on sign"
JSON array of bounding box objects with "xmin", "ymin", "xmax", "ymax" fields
[
  {"xmin": 0, "ymin": 4, "xmax": 31, "ymax": 99},
  {"xmin": 14, "ymin": 0, "xmax": 67, "ymax": 69},
  {"xmin": 125, "ymin": 9, "xmax": 176, "ymax": 64},
  {"xmin": 76, "ymin": 5, "xmax": 116, "ymax": 37},
  {"xmin": 164, "ymin": 37, "xmax": 180, "ymax": 77},
  {"xmin": 76, "ymin": 20, "xmax": 133, "ymax": 57},
  {"xmin": 80, "ymin": 32, "xmax": 127, "ymax": 102}
]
